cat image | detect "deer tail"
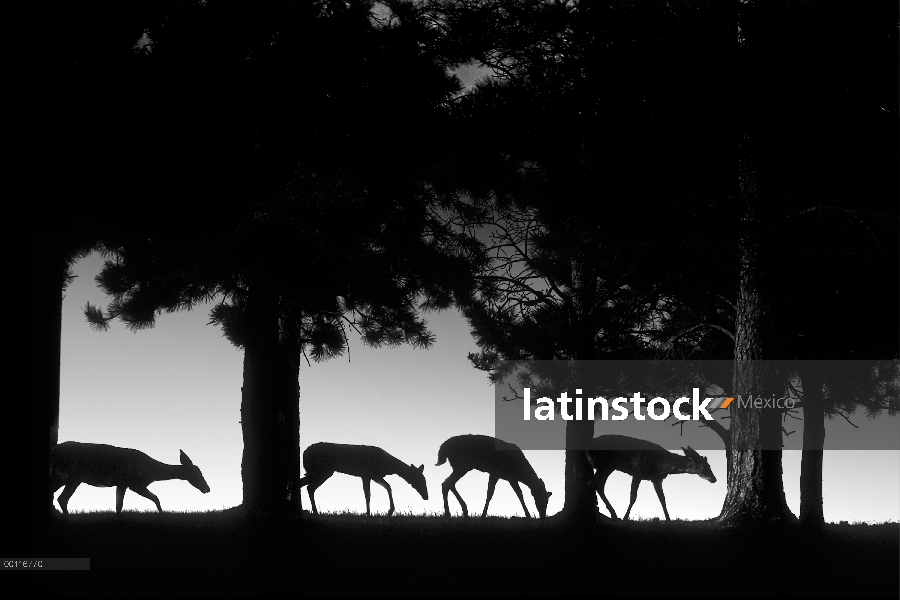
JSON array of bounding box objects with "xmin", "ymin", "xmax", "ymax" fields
[{"xmin": 435, "ymin": 441, "xmax": 449, "ymax": 467}]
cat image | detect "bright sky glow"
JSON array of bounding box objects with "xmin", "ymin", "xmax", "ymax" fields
[{"xmin": 57, "ymin": 252, "xmax": 899, "ymax": 522}]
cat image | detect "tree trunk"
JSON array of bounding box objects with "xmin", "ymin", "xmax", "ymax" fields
[
  {"xmin": 718, "ymin": 358, "xmax": 792, "ymax": 524},
  {"xmin": 798, "ymin": 363, "xmax": 825, "ymax": 526},
  {"xmin": 559, "ymin": 270, "xmax": 600, "ymax": 523},
  {"xmin": 240, "ymin": 289, "xmax": 302, "ymax": 517},
  {"xmin": 561, "ymin": 417, "xmax": 597, "ymax": 522},
  {"xmin": 29, "ymin": 243, "xmax": 67, "ymax": 531},
  {"xmin": 716, "ymin": 137, "xmax": 795, "ymax": 526}
]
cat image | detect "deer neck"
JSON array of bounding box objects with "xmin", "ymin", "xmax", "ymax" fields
[
  {"xmin": 152, "ymin": 462, "xmax": 186, "ymax": 482},
  {"xmin": 517, "ymin": 463, "xmax": 543, "ymax": 492},
  {"xmin": 395, "ymin": 462, "xmax": 419, "ymax": 486},
  {"xmin": 665, "ymin": 453, "xmax": 694, "ymax": 476}
]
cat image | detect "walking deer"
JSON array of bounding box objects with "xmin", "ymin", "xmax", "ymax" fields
[
  {"xmin": 436, "ymin": 434, "xmax": 552, "ymax": 519},
  {"xmin": 50, "ymin": 441, "xmax": 210, "ymax": 515},
  {"xmin": 298, "ymin": 442, "xmax": 428, "ymax": 516},
  {"xmin": 585, "ymin": 434, "xmax": 716, "ymax": 521}
]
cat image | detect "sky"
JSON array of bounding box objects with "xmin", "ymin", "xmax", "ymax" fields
[{"xmin": 55, "ymin": 251, "xmax": 899, "ymax": 522}]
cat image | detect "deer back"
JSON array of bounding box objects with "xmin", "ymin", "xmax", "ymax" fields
[
  {"xmin": 303, "ymin": 442, "xmax": 404, "ymax": 479},
  {"xmin": 52, "ymin": 441, "xmax": 166, "ymax": 488},
  {"xmin": 585, "ymin": 435, "xmax": 680, "ymax": 481},
  {"xmin": 445, "ymin": 434, "xmax": 539, "ymax": 485}
]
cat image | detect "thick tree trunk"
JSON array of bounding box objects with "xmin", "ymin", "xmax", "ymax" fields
[
  {"xmin": 717, "ymin": 139, "xmax": 795, "ymax": 526},
  {"xmin": 240, "ymin": 290, "xmax": 302, "ymax": 517},
  {"xmin": 559, "ymin": 272, "xmax": 600, "ymax": 523},
  {"xmin": 798, "ymin": 363, "xmax": 825, "ymax": 526},
  {"xmin": 561, "ymin": 417, "xmax": 597, "ymax": 523},
  {"xmin": 717, "ymin": 0, "xmax": 794, "ymax": 527},
  {"xmin": 29, "ymin": 243, "xmax": 67, "ymax": 531},
  {"xmin": 718, "ymin": 358, "xmax": 792, "ymax": 524}
]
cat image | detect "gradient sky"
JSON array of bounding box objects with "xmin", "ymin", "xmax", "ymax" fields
[{"xmin": 56, "ymin": 252, "xmax": 899, "ymax": 522}]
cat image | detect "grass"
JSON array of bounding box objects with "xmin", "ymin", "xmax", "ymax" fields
[{"xmin": 29, "ymin": 510, "xmax": 899, "ymax": 598}]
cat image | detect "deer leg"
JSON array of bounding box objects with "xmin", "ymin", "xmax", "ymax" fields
[
  {"xmin": 57, "ymin": 482, "xmax": 80, "ymax": 516},
  {"xmin": 373, "ymin": 478, "xmax": 395, "ymax": 516},
  {"xmin": 306, "ymin": 472, "xmax": 333, "ymax": 515},
  {"xmin": 131, "ymin": 486, "xmax": 163, "ymax": 513},
  {"xmin": 509, "ymin": 480, "xmax": 532, "ymax": 519},
  {"xmin": 482, "ymin": 474, "xmax": 498, "ymax": 517},
  {"xmin": 51, "ymin": 482, "xmax": 62, "ymax": 515},
  {"xmin": 592, "ymin": 470, "xmax": 618, "ymax": 520},
  {"xmin": 651, "ymin": 479, "xmax": 671, "ymax": 521},
  {"xmin": 307, "ymin": 482, "xmax": 320, "ymax": 515},
  {"xmin": 51, "ymin": 472, "xmax": 66, "ymax": 495},
  {"xmin": 441, "ymin": 477, "xmax": 452, "ymax": 517},
  {"xmin": 297, "ymin": 475, "xmax": 308, "ymax": 511},
  {"xmin": 362, "ymin": 478, "xmax": 372, "ymax": 516},
  {"xmin": 450, "ymin": 476, "xmax": 468, "ymax": 517},
  {"xmin": 116, "ymin": 486, "xmax": 127, "ymax": 514},
  {"xmin": 624, "ymin": 477, "xmax": 641, "ymax": 521},
  {"xmin": 442, "ymin": 469, "xmax": 468, "ymax": 517}
]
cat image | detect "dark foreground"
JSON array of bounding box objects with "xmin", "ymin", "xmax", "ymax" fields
[{"xmin": 29, "ymin": 511, "xmax": 899, "ymax": 598}]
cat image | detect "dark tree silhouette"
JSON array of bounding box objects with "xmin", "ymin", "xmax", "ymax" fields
[
  {"xmin": 26, "ymin": 0, "xmax": 272, "ymax": 530},
  {"xmin": 434, "ymin": 0, "xmax": 898, "ymax": 527},
  {"xmin": 717, "ymin": 0, "xmax": 898, "ymax": 526},
  {"xmin": 86, "ymin": 158, "xmax": 477, "ymax": 516},
  {"xmin": 452, "ymin": 154, "xmax": 728, "ymax": 522},
  {"xmin": 29, "ymin": 0, "xmax": 482, "ymax": 519},
  {"xmin": 432, "ymin": 0, "xmax": 734, "ymax": 523},
  {"xmin": 793, "ymin": 361, "xmax": 899, "ymax": 525},
  {"xmin": 29, "ymin": 129, "xmax": 279, "ymax": 530},
  {"xmin": 768, "ymin": 183, "xmax": 898, "ymax": 527},
  {"xmin": 27, "ymin": 0, "xmax": 897, "ymax": 530}
]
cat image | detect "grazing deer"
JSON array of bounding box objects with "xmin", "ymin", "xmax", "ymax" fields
[
  {"xmin": 298, "ymin": 442, "xmax": 428, "ymax": 516},
  {"xmin": 584, "ymin": 434, "xmax": 716, "ymax": 521},
  {"xmin": 436, "ymin": 434, "xmax": 552, "ymax": 519},
  {"xmin": 50, "ymin": 441, "xmax": 210, "ymax": 515}
]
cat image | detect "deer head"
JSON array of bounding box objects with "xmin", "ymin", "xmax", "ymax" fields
[
  {"xmin": 532, "ymin": 479, "xmax": 553, "ymax": 519},
  {"xmin": 681, "ymin": 446, "xmax": 716, "ymax": 484},
  {"xmin": 181, "ymin": 450, "xmax": 211, "ymax": 493},
  {"xmin": 408, "ymin": 463, "xmax": 428, "ymax": 501}
]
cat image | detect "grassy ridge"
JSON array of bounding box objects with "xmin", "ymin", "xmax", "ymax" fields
[{"xmin": 30, "ymin": 511, "xmax": 899, "ymax": 597}]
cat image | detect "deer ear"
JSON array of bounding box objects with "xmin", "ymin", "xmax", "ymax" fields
[
  {"xmin": 417, "ymin": 464, "xmax": 424, "ymax": 474},
  {"xmin": 180, "ymin": 450, "xmax": 193, "ymax": 466},
  {"xmin": 684, "ymin": 447, "xmax": 703, "ymax": 462}
]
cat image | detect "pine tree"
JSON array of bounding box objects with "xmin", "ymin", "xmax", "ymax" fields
[{"xmin": 32, "ymin": 0, "xmax": 481, "ymax": 518}]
